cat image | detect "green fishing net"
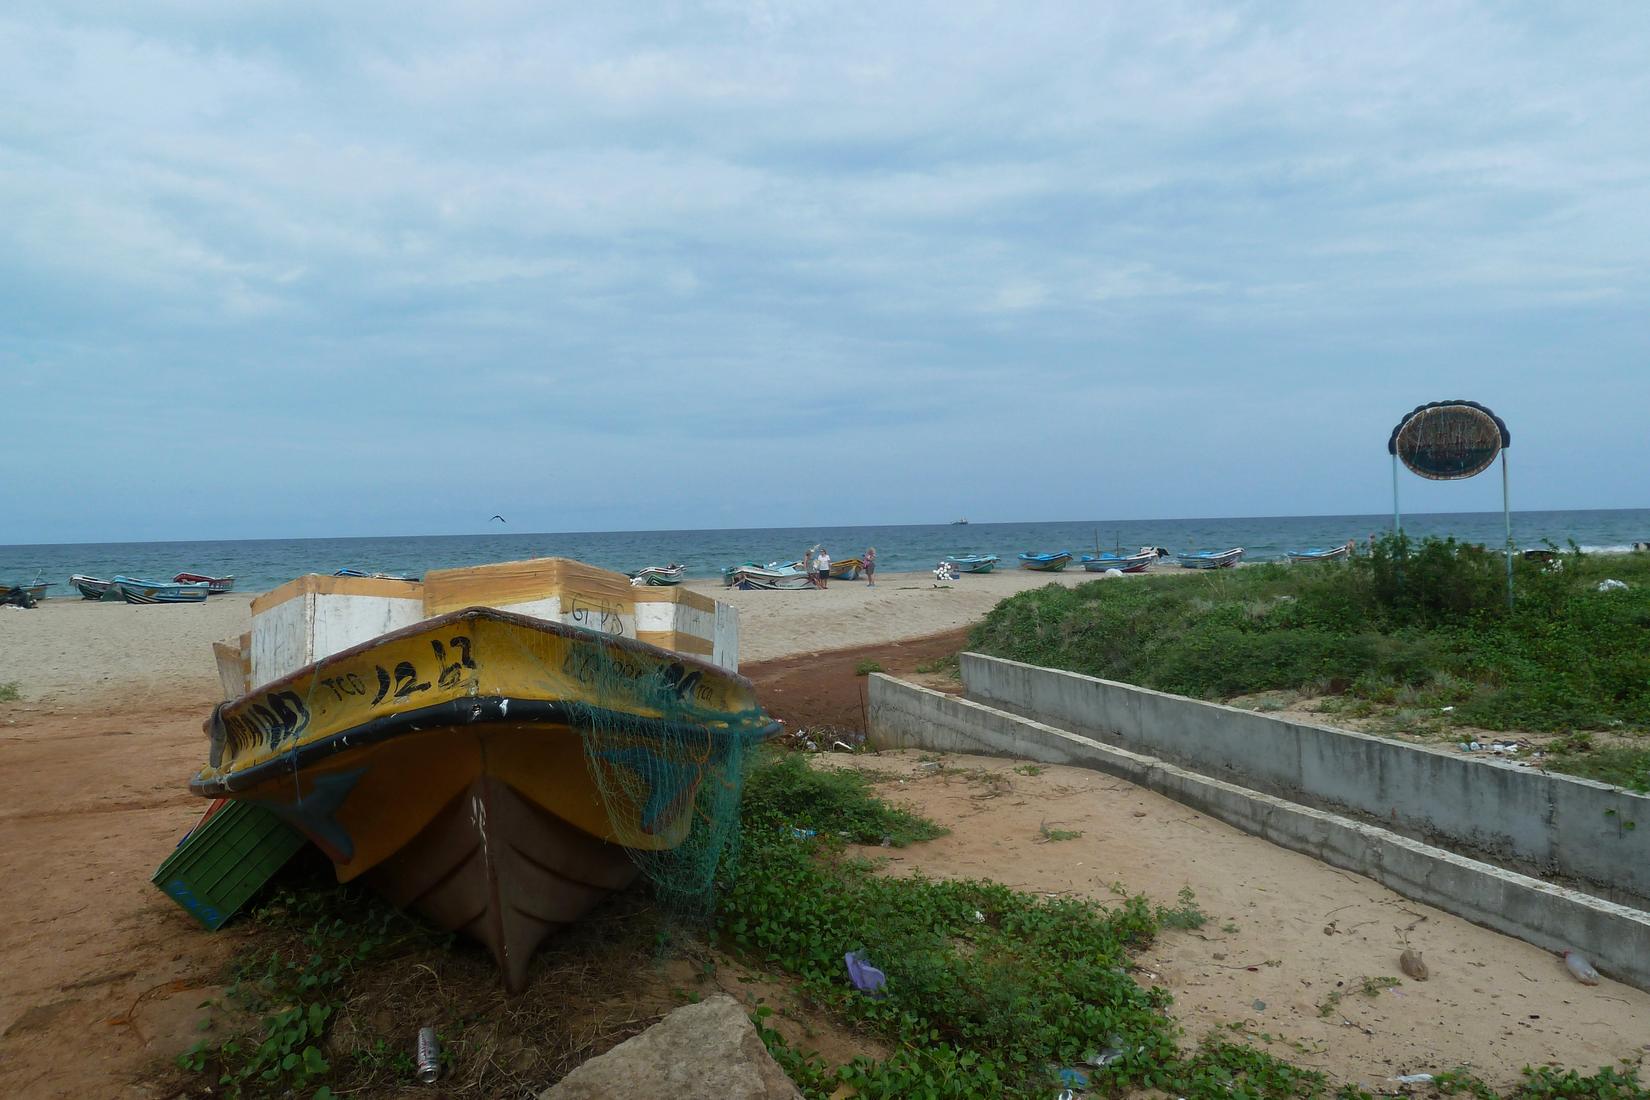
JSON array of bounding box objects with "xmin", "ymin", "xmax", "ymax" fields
[{"xmin": 560, "ymin": 631, "xmax": 767, "ymax": 917}]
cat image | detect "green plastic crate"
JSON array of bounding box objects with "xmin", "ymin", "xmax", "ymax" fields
[{"xmin": 152, "ymin": 799, "xmax": 306, "ymax": 930}]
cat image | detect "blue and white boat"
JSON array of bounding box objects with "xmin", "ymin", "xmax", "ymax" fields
[
  {"xmin": 1017, "ymin": 551, "xmax": 1073, "ymax": 572},
  {"xmin": 1175, "ymin": 547, "xmax": 1244, "ymax": 570},
  {"xmin": 726, "ymin": 562, "xmax": 816, "ymax": 590},
  {"xmin": 1286, "ymin": 545, "xmax": 1350, "ymax": 564},
  {"xmin": 943, "ymin": 554, "xmax": 999, "ymax": 574},
  {"xmin": 108, "ymin": 575, "xmax": 211, "ymax": 604},
  {"xmin": 1080, "ymin": 549, "xmax": 1159, "ymax": 573}
]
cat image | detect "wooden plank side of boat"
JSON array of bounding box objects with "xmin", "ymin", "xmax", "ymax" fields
[
  {"xmin": 1017, "ymin": 551, "xmax": 1073, "ymax": 572},
  {"xmin": 1286, "ymin": 546, "xmax": 1350, "ymax": 564},
  {"xmin": 368, "ymin": 772, "xmax": 640, "ymax": 992},
  {"xmin": 1176, "ymin": 547, "xmax": 1245, "ymax": 569},
  {"xmin": 192, "ymin": 607, "xmax": 778, "ymax": 990},
  {"xmin": 1080, "ymin": 550, "xmax": 1156, "ymax": 573},
  {"xmin": 71, "ymin": 574, "xmax": 112, "ymax": 600}
]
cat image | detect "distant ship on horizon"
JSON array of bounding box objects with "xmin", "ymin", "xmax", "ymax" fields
[{"xmin": 951, "ymin": 517, "xmax": 969, "ymax": 525}]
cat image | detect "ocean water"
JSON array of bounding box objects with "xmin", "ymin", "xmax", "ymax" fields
[{"xmin": 3, "ymin": 509, "xmax": 1647, "ymax": 597}]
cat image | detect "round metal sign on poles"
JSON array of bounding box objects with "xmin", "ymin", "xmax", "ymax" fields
[
  {"xmin": 1387, "ymin": 401, "xmax": 1510, "ymax": 480},
  {"xmin": 1386, "ymin": 400, "xmax": 1515, "ymax": 606}
]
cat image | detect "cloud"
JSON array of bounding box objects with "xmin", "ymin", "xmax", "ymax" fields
[{"xmin": 1, "ymin": 1, "xmax": 1647, "ymax": 540}]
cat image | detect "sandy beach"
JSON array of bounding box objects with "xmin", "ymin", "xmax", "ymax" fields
[
  {"xmin": 1, "ymin": 568, "xmax": 1647, "ymax": 1095},
  {"xmin": 0, "ymin": 568, "xmax": 1107, "ymax": 703}
]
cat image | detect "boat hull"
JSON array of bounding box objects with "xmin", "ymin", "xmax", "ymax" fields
[
  {"xmin": 71, "ymin": 575, "xmax": 111, "ymax": 600},
  {"xmin": 192, "ymin": 607, "xmax": 777, "ymax": 991},
  {"xmin": 629, "ymin": 566, "xmax": 685, "ymax": 586},
  {"xmin": 1176, "ymin": 548, "xmax": 1245, "ymax": 570},
  {"xmin": 731, "ymin": 570, "xmax": 815, "ymax": 590},
  {"xmin": 368, "ymin": 766, "xmax": 641, "ymax": 993},
  {"xmin": 174, "ymin": 572, "xmax": 236, "ymax": 594},
  {"xmin": 1017, "ymin": 553, "xmax": 1072, "ymax": 572},
  {"xmin": 1286, "ymin": 546, "xmax": 1349, "ymax": 564},
  {"xmin": 828, "ymin": 558, "xmax": 863, "ymax": 581},
  {"xmin": 112, "ymin": 576, "xmax": 210, "ymax": 603},
  {"xmin": 1081, "ymin": 551, "xmax": 1156, "ymax": 573},
  {"xmin": 945, "ymin": 555, "xmax": 998, "ymax": 573},
  {"xmin": 1, "ymin": 583, "xmax": 50, "ymax": 604}
]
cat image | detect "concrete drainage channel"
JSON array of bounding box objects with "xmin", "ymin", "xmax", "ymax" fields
[{"xmin": 866, "ymin": 670, "xmax": 1650, "ymax": 994}]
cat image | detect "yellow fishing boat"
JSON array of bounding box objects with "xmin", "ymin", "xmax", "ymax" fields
[
  {"xmin": 828, "ymin": 556, "xmax": 864, "ymax": 581},
  {"xmin": 192, "ymin": 605, "xmax": 777, "ymax": 991}
]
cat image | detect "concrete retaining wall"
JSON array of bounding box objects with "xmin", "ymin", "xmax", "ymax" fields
[
  {"xmin": 960, "ymin": 653, "xmax": 1650, "ymax": 910},
  {"xmin": 867, "ymin": 673, "xmax": 1650, "ymax": 993}
]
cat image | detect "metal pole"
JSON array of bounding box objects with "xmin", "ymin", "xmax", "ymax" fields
[
  {"xmin": 1392, "ymin": 454, "xmax": 1402, "ymax": 536},
  {"xmin": 1502, "ymin": 451, "xmax": 1514, "ymax": 608}
]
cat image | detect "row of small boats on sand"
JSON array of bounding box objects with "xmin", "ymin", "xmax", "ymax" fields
[
  {"xmin": 0, "ymin": 572, "xmax": 237, "ymax": 606},
  {"xmin": 70, "ymin": 572, "xmax": 236, "ymax": 603},
  {"xmin": 720, "ymin": 557, "xmax": 870, "ymax": 590},
  {"xmin": 711, "ymin": 542, "xmax": 1355, "ymax": 588},
  {"xmin": 1010, "ymin": 543, "xmax": 1353, "ymax": 573}
]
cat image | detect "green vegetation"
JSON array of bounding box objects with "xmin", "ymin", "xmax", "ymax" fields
[
  {"xmin": 913, "ymin": 653, "xmax": 961, "ymax": 677},
  {"xmin": 1315, "ymin": 975, "xmax": 1401, "ymax": 1019},
  {"xmin": 1036, "ymin": 822, "xmax": 1082, "ymax": 842},
  {"xmin": 177, "ymin": 857, "xmax": 446, "ymax": 1098},
  {"xmin": 174, "ymin": 751, "xmax": 1650, "ymax": 1099},
  {"xmin": 854, "ymin": 659, "xmax": 885, "ymax": 676},
  {"xmin": 971, "ymin": 537, "xmax": 1650, "ymax": 786},
  {"xmin": 0, "ymin": 681, "xmax": 19, "ymax": 703},
  {"xmin": 729, "ymin": 752, "xmax": 1316, "ymax": 1098}
]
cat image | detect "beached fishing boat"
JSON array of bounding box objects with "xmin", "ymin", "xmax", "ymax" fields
[
  {"xmin": 109, "ymin": 576, "xmax": 211, "ymax": 604},
  {"xmin": 1, "ymin": 582, "xmax": 50, "ymax": 605},
  {"xmin": 1017, "ymin": 551, "xmax": 1073, "ymax": 572},
  {"xmin": 70, "ymin": 574, "xmax": 112, "ymax": 600},
  {"xmin": 828, "ymin": 557, "xmax": 864, "ymax": 581},
  {"xmin": 1080, "ymin": 549, "xmax": 1158, "ymax": 573},
  {"xmin": 628, "ymin": 563, "xmax": 686, "ymax": 586},
  {"xmin": 1176, "ymin": 547, "xmax": 1245, "ymax": 570},
  {"xmin": 727, "ymin": 563, "xmax": 815, "ymax": 590},
  {"xmin": 334, "ymin": 568, "xmax": 420, "ymax": 582},
  {"xmin": 943, "ymin": 554, "xmax": 999, "ymax": 574},
  {"xmin": 1286, "ymin": 546, "xmax": 1349, "ymax": 564},
  {"xmin": 190, "ymin": 606, "xmax": 777, "ymax": 992},
  {"xmin": 174, "ymin": 572, "xmax": 236, "ymax": 594},
  {"xmin": 720, "ymin": 562, "xmax": 762, "ymax": 587}
]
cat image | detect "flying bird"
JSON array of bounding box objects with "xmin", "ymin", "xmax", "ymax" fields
[{"xmin": 490, "ymin": 515, "xmax": 506, "ymax": 524}]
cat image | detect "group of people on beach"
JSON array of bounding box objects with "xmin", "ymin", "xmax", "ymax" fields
[{"xmin": 805, "ymin": 545, "xmax": 876, "ymax": 589}]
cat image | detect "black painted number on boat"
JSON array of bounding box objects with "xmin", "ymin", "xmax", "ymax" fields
[
  {"xmin": 365, "ymin": 635, "xmax": 473, "ymax": 705},
  {"xmin": 367, "ymin": 663, "xmax": 427, "ymax": 704},
  {"xmin": 224, "ymin": 689, "xmax": 312, "ymax": 754},
  {"xmin": 432, "ymin": 636, "xmax": 477, "ymax": 689}
]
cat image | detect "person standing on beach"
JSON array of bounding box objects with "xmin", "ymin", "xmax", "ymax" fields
[
  {"xmin": 815, "ymin": 547, "xmax": 831, "ymax": 589},
  {"xmin": 864, "ymin": 547, "xmax": 877, "ymax": 586}
]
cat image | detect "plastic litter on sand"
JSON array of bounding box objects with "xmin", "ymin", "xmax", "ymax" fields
[{"xmin": 1563, "ymin": 949, "xmax": 1601, "ymax": 985}]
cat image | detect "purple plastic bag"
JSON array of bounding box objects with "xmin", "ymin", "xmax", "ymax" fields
[{"xmin": 844, "ymin": 950, "xmax": 887, "ymax": 996}]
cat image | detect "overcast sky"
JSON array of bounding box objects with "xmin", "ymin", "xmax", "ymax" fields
[{"xmin": 3, "ymin": 2, "xmax": 1647, "ymax": 543}]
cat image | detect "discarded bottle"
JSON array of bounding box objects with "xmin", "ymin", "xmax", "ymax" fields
[
  {"xmin": 1563, "ymin": 949, "xmax": 1600, "ymax": 985},
  {"xmin": 416, "ymin": 1026, "xmax": 441, "ymax": 1084},
  {"xmin": 1392, "ymin": 1074, "xmax": 1435, "ymax": 1085}
]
